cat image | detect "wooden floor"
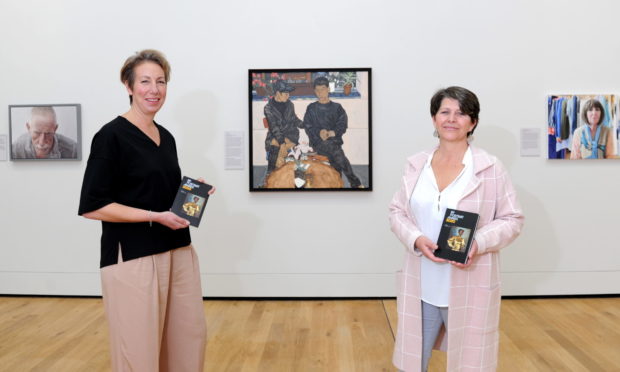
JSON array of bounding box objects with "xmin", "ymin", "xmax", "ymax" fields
[{"xmin": 0, "ymin": 297, "xmax": 618, "ymax": 371}]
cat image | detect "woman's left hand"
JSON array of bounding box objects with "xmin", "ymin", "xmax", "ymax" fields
[
  {"xmin": 197, "ymin": 177, "xmax": 216, "ymax": 195},
  {"xmin": 451, "ymin": 240, "xmax": 478, "ymax": 269}
]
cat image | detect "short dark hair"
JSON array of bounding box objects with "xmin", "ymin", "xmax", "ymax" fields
[
  {"xmin": 581, "ymin": 99, "xmax": 605, "ymax": 125},
  {"xmin": 430, "ymin": 86, "xmax": 480, "ymax": 136},
  {"xmin": 313, "ymin": 76, "xmax": 329, "ymax": 88},
  {"xmin": 120, "ymin": 49, "xmax": 171, "ymax": 104}
]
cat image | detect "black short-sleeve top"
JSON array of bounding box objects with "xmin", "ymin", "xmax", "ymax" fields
[{"xmin": 78, "ymin": 116, "xmax": 191, "ymax": 268}]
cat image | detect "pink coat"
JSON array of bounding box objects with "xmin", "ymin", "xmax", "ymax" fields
[{"xmin": 389, "ymin": 146, "xmax": 524, "ymax": 372}]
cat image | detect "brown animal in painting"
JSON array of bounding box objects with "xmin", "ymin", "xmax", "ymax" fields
[{"xmin": 265, "ymin": 159, "xmax": 343, "ymax": 188}]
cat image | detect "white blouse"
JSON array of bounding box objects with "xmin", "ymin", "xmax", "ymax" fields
[{"xmin": 409, "ymin": 147, "xmax": 473, "ymax": 307}]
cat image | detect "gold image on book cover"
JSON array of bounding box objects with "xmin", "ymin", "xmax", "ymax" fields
[
  {"xmin": 446, "ymin": 227, "xmax": 471, "ymax": 252},
  {"xmin": 182, "ymin": 193, "xmax": 205, "ymax": 218}
]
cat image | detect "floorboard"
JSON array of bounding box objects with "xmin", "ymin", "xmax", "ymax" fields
[{"xmin": 0, "ymin": 296, "xmax": 618, "ymax": 371}]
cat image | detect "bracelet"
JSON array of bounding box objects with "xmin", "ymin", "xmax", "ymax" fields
[{"xmin": 148, "ymin": 210, "xmax": 152, "ymax": 227}]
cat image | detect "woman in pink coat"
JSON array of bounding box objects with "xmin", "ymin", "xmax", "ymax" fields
[{"xmin": 389, "ymin": 86, "xmax": 523, "ymax": 371}]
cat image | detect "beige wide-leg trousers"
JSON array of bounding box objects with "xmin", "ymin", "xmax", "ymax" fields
[{"xmin": 101, "ymin": 245, "xmax": 206, "ymax": 372}]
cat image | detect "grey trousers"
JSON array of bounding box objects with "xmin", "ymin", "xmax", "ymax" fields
[{"xmin": 421, "ymin": 301, "xmax": 449, "ymax": 372}]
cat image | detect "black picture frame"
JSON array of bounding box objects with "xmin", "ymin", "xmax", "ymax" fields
[
  {"xmin": 9, "ymin": 103, "xmax": 82, "ymax": 161},
  {"xmin": 249, "ymin": 68, "xmax": 372, "ymax": 191}
]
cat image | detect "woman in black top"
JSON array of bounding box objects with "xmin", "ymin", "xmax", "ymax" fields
[{"xmin": 78, "ymin": 49, "xmax": 213, "ymax": 371}]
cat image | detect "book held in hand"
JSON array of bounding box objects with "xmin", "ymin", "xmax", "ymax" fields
[
  {"xmin": 434, "ymin": 208, "xmax": 479, "ymax": 264},
  {"xmin": 170, "ymin": 176, "xmax": 212, "ymax": 227}
]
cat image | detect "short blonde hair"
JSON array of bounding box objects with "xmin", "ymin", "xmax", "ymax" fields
[{"xmin": 120, "ymin": 49, "xmax": 171, "ymax": 87}]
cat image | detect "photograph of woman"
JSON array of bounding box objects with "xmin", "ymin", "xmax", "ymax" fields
[
  {"xmin": 570, "ymin": 98, "xmax": 615, "ymax": 159},
  {"xmin": 389, "ymin": 86, "xmax": 524, "ymax": 371},
  {"xmin": 78, "ymin": 49, "xmax": 215, "ymax": 371}
]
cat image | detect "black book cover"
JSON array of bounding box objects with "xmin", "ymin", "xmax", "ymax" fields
[
  {"xmin": 170, "ymin": 176, "xmax": 212, "ymax": 227},
  {"xmin": 434, "ymin": 208, "xmax": 480, "ymax": 264}
]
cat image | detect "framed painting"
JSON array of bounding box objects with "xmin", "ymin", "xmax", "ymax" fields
[
  {"xmin": 9, "ymin": 104, "xmax": 81, "ymax": 160},
  {"xmin": 547, "ymin": 94, "xmax": 619, "ymax": 159},
  {"xmin": 249, "ymin": 68, "xmax": 372, "ymax": 191}
]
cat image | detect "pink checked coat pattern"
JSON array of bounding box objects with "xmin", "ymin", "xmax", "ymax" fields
[{"xmin": 389, "ymin": 146, "xmax": 524, "ymax": 372}]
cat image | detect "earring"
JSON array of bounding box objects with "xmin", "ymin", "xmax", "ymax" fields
[
  {"xmin": 433, "ymin": 129, "xmax": 438, "ymax": 138},
  {"xmin": 467, "ymin": 134, "xmax": 475, "ymax": 142}
]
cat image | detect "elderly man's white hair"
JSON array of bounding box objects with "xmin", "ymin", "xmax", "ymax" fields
[{"xmin": 30, "ymin": 106, "xmax": 57, "ymax": 122}]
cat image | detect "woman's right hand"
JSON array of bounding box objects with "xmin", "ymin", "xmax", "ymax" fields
[
  {"xmin": 155, "ymin": 211, "xmax": 190, "ymax": 230},
  {"xmin": 414, "ymin": 236, "xmax": 447, "ymax": 263}
]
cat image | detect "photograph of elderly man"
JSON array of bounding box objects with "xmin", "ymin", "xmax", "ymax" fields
[{"xmin": 11, "ymin": 106, "xmax": 79, "ymax": 159}]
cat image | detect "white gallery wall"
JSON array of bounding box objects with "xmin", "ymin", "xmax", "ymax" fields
[{"xmin": 0, "ymin": 0, "xmax": 618, "ymax": 296}]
